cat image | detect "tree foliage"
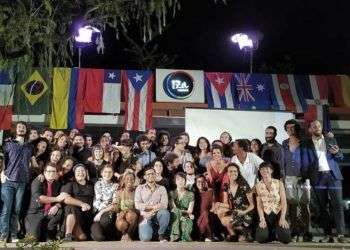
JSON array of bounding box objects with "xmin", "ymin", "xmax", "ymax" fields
[{"xmin": 0, "ymin": 0, "xmax": 181, "ymax": 77}]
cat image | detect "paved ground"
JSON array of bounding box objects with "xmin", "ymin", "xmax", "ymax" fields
[{"xmin": 59, "ymin": 241, "xmax": 350, "ymax": 250}]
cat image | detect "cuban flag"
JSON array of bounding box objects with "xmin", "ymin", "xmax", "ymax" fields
[
  {"xmin": 271, "ymin": 74, "xmax": 306, "ymax": 113},
  {"xmin": 122, "ymin": 70, "xmax": 154, "ymax": 131},
  {"xmin": 204, "ymin": 72, "xmax": 235, "ymax": 109},
  {"xmin": 232, "ymin": 73, "xmax": 280, "ymax": 110},
  {"xmin": 0, "ymin": 71, "xmax": 13, "ymax": 130}
]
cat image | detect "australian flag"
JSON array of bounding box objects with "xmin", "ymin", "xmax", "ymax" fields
[{"xmin": 232, "ymin": 73, "xmax": 280, "ymax": 110}]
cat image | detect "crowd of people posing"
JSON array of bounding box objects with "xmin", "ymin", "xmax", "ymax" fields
[{"xmin": 0, "ymin": 119, "xmax": 348, "ymax": 244}]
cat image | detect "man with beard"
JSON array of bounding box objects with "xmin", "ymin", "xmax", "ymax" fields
[
  {"xmin": 302, "ymin": 120, "xmax": 348, "ymax": 243},
  {"xmin": 0, "ymin": 122, "xmax": 33, "ymax": 242},
  {"xmin": 261, "ymin": 126, "xmax": 283, "ymax": 179},
  {"xmin": 146, "ymin": 128, "xmax": 157, "ymax": 152},
  {"xmin": 70, "ymin": 134, "xmax": 91, "ymax": 164}
]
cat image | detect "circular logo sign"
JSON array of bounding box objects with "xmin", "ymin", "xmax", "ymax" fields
[
  {"xmin": 163, "ymin": 71, "xmax": 194, "ymax": 99},
  {"xmin": 25, "ymin": 80, "xmax": 45, "ymax": 95}
]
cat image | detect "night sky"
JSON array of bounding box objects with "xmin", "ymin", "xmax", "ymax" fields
[{"xmin": 78, "ymin": 0, "xmax": 350, "ymax": 74}]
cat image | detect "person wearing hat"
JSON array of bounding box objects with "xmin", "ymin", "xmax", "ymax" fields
[
  {"xmin": 61, "ymin": 164, "xmax": 94, "ymax": 241},
  {"xmin": 255, "ymin": 162, "xmax": 291, "ymax": 244}
]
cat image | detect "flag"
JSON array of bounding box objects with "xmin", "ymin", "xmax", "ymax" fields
[
  {"xmin": 304, "ymin": 104, "xmax": 331, "ymax": 133},
  {"xmin": 122, "ymin": 70, "xmax": 153, "ymax": 131},
  {"xmin": 327, "ymin": 75, "xmax": 350, "ymax": 107},
  {"xmin": 271, "ymin": 74, "xmax": 306, "ymax": 113},
  {"xmin": 0, "ymin": 71, "xmax": 14, "ymax": 130},
  {"xmin": 14, "ymin": 69, "xmax": 51, "ymax": 115},
  {"xmin": 50, "ymin": 68, "xmax": 81, "ymax": 129},
  {"xmin": 204, "ymin": 72, "xmax": 235, "ymax": 109},
  {"xmin": 156, "ymin": 69, "xmax": 205, "ymax": 103},
  {"xmin": 294, "ymin": 75, "xmax": 328, "ymax": 106},
  {"xmin": 77, "ymin": 68, "xmax": 121, "ymax": 114},
  {"xmin": 232, "ymin": 73, "xmax": 279, "ymax": 110}
]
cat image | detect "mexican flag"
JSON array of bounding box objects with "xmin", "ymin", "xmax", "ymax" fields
[{"xmin": 13, "ymin": 68, "xmax": 52, "ymax": 115}]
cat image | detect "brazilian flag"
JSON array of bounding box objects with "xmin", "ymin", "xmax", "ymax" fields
[{"xmin": 14, "ymin": 68, "xmax": 51, "ymax": 115}]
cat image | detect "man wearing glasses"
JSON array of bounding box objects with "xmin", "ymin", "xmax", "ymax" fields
[
  {"xmin": 25, "ymin": 164, "xmax": 68, "ymax": 241},
  {"xmin": 135, "ymin": 166, "xmax": 169, "ymax": 242}
]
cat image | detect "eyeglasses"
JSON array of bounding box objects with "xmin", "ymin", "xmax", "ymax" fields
[{"xmin": 45, "ymin": 170, "xmax": 57, "ymax": 173}]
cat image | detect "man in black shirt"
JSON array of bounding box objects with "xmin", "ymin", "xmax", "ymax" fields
[{"xmin": 25, "ymin": 164, "xmax": 67, "ymax": 241}]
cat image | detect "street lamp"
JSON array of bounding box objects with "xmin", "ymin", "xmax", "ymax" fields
[
  {"xmin": 231, "ymin": 31, "xmax": 262, "ymax": 73},
  {"xmin": 74, "ymin": 25, "xmax": 104, "ymax": 67}
]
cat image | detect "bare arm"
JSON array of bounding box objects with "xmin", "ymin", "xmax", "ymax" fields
[
  {"xmin": 279, "ymin": 181, "xmax": 287, "ymax": 220},
  {"xmin": 242, "ymin": 192, "xmax": 255, "ymax": 214}
]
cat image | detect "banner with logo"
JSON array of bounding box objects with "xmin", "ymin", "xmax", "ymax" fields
[{"xmin": 156, "ymin": 69, "xmax": 205, "ymax": 103}]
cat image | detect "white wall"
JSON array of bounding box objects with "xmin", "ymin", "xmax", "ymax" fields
[{"xmin": 185, "ymin": 108, "xmax": 294, "ymax": 145}]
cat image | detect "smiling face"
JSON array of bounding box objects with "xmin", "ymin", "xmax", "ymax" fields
[
  {"xmin": 42, "ymin": 130, "xmax": 53, "ymax": 143},
  {"xmin": 310, "ymin": 120, "xmax": 323, "ymax": 137},
  {"xmin": 175, "ymin": 175, "xmax": 186, "ymax": 189},
  {"xmin": 93, "ymin": 148, "xmax": 104, "ymax": 160},
  {"xmin": 250, "ymin": 140, "xmax": 260, "ymax": 153},
  {"xmin": 74, "ymin": 166, "xmax": 87, "ymax": 182},
  {"xmin": 212, "ymin": 148, "xmax": 222, "ymax": 161},
  {"xmin": 227, "ymin": 165, "xmax": 239, "ymax": 182},
  {"xmin": 160, "ymin": 134, "xmax": 169, "ymax": 146},
  {"xmin": 57, "ymin": 135, "xmax": 68, "ymax": 148},
  {"xmin": 16, "ymin": 123, "xmax": 27, "ymax": 137},
  {"xmin": 37, "ymin": 140, "xmax": 48, "ymax": 155},
  {"xmin": 220, "ymin": 132, "xmax": 231, "ymax": 144},
  {"xmin": 101, "ymin": 166, "xmax": 114, "ymax": 181},
  {"xmin": 153, "ymin": 161, "xmax": 164, "ymax": 175},
  {"xmin": 62, "ymin": 159, "xmax": 74, "ymax": 174},
  {"xmin": 73, "ymin": 135, "xmax": 84, "ymax": 148},
  {"xmin": 198, "ymin": 138, "xmax": 208, "ymax": 151},
  {"xmin": 123, "ymin": 173, "xmax": 135, "ymax": 189},
  {"xmin": 184, "ymin": 162, "xmax": 195, "ymax": 175},
  {"xmin": 50, "ymin": 150, "xmax": 62, "ymax": 164},
  {"xmin": 196, "ymin": 177, "xmax": 207, "ymax": 191},
  {"xmin": 29, "ymin": 129, "xmax": 39, "ymax": 141},
  {"xmin": 259, "ymin": 166, "xmax": 272, "ymax": 179},
  {"xmin": 265, "ymin": 128, "xmax": 276, "ymax": 143},
  {"xmin": 144, "ymin": 168, "xmax": 156, "ymax": 184}
]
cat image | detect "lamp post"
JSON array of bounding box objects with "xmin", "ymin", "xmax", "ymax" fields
[
  {"xmin": 231, "ymin": 32, "xmax": 262, "ymax": 73},
  {"xmin": 74, "ymin": 25, "xmax": 103, "ymax": 68}
]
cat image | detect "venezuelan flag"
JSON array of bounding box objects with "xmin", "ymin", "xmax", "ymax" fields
[{"xmin": 50, "ymin": 68, "xmax": 82, "ymax": 129}]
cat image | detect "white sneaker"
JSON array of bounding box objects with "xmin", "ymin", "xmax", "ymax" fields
[{"xmin": 205, "ymin": 238, "xmax": 212, "ymax": 242}]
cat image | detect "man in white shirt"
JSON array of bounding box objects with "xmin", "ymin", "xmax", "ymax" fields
[
  {"xmin": 231, "ymin": 139, "xmax": 264, "ymax": 188},
  {"xmin": 303, "ymin": 120, "xmax": 347, "ymax": 243}
]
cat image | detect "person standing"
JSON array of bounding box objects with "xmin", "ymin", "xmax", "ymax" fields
[
  {"xmin": 1, "ymin": 122, "xmax": 33, "ymax": 242},
  {"xmin": 303, "ymin": 120, "xmax": 348, "ymax": 243},
  {"xmin": 282, "ymin": 119, "xmax": 312, "ymax": 242}
]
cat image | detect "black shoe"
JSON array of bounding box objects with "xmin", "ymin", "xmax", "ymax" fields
[
  {"xmin": 319, "ymin": 235, "xmax": 334, "ymax": 243},
  {"xmin": 337, "ymin": 235, "xmax": 349, "ymax": 243},
  {"xmin": 225, "ymin": 235, "xmax": 237, "ymax": 242},
  {"xmin": 303, "ymin": 232, "xmax": 313, "ymax": 242},
  {"xmin": 63, "ymin": 233, "xmax": 73, "ymax": 242}
]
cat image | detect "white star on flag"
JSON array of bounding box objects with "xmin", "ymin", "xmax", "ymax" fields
[
  {"xmin": 133, "ymin": 73, "xmax": 143, "ymax": 82},
  {"xmin": 257, "ymin": 84, "xmax": 265, "ymax": 92},
  {"xmin": 215, "ymin": 76, "xmax": 224, "ymax": 85},
  {"xmin": 108, "ymin": 72, "xmax": 116, "ymax": 80}
]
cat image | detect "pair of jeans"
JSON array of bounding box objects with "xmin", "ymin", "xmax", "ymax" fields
[
  {"xmin": 313, "ymin": 172, "xmax": 345, "ymax": 235},
  {"xmin": 0, "ymin": 180, "xmax": 26, "ymax": 237},
  {"xmin": 138, "ymin": 209, "xmax": 170, "ymax": 241}
]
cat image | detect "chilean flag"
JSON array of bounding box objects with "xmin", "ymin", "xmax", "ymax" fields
[
  {"xmin": 204, "ymin": 72, "xmax": 235, "ymax": 109},
  {"xmin": 271, "ymin": 74, "xmax": 306, "ymax": 113},
  {"xmin": 122, "ymin": 70, "xmax": 153, "ymax": 131},
  {"xmin": 0, "ymin": 72, "xmax": 13, "ymax": 130}
]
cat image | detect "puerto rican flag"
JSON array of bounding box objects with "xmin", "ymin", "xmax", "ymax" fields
[
  {"xmin": 122, "ymin": 70, "xmax": 154, "ymax": 131},
  {"xmin": 0, "ymin": 71, "xmax": 13, "ymax": 130},
  {"xmin": 204, "ymin": 72, "xmax": 235, "ymax": 109},
  {"xmin": 271, "ymin": 74, "xmax": 306, "ymax": 113}
]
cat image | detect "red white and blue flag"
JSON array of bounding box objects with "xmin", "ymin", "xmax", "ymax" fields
[
  {"xmin": 0, "ymin": 72, "xmax": 13, "ymax": 130},
  {"xmin": 122, "ymin": 70, "xmax": 154, "ymax": 131},
  {"xmin": 304, "ymin": 104, "xmax": 331, "ymax": 133},
  {"xmin": 271, "ymin": 74, "xmax": 306, "ymax": 113},
  {"xmin": 204, "ymin": 72, "xmax": 235, "ymax": 109}
]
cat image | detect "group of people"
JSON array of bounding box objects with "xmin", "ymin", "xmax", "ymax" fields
[{"xmin": 0, "ymin": 119, "xmax": 347, "ymax": 244}]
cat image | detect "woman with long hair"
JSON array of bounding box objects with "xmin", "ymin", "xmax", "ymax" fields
[
  {"xmin": 152, "ymin": 158, "xmax": 170, "ymax": 190},
  {"xmin": 194, "ymin": 137, "xmax": 211, "ymax": 174},
  {"xmin": 86, "ymin": 144, "xmax": 108, "ymax": 183},
  {"xmin": 30, "ymin": 137, "xmax": 50, "ymax": 179},
  {"xmin": 215, "ymin": 163, "xmax": 254, "ymax": 242}
]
